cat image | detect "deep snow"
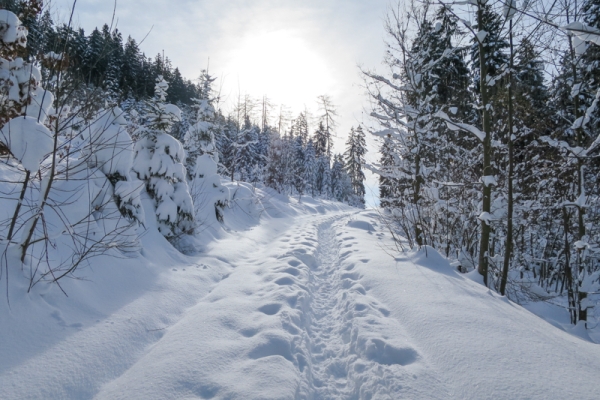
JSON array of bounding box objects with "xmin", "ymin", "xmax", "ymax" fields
[{"xmin": 2, "ymin": 188, "xmax": 600, "ymax": 399}]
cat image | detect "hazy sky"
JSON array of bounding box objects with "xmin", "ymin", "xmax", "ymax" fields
[{"xmin": 49, "ymin": 0, "xmax": 393, "ymax": 205}]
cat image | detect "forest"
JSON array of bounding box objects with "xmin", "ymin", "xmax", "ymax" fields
[
  {"xmin": 0, "ymin": 1, "xmax": 367, "ymax": 293},
  {"xmin": 1, "ymin": 0, "xmax": 600, "ymax": 331},
  {"xmin": 367, "ymin": 0, "xmax": 600, "ymax": 326},
  {"xmin": 2, "ymin": 1, "xmax": 600, "ymax": 398}
]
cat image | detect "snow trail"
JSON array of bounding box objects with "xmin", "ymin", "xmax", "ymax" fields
[
  {"xmin": 295, "ymin": 215, "xmax": 446, "ymax": 399},
  {"xmin": 304, "ymin": 217, "xmax": 352, "ymax": 398},
  {"xmin": 4, "ymin": 204, "xmax": 600, "ymax": 399}
]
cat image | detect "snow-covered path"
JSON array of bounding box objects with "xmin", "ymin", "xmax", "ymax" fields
[
  {"xmin": 305, "ymin": 218, "xmax": 353, "ymax": 398},
  {"xmin": 2, "ymin": 199, "xmax": 600, "ymax": 399}
]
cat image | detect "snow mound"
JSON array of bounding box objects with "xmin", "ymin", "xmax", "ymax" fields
[
  {"xmin": 347, "ymin": 219, "xmax": 374, "ymax": 231},
  {"xmin": 0, "ymin": 116, "xmax": 53, "ymax": 171},
  {"xmin": 411, "ymin": 245, "xmax": 458, "ymax": 276}
]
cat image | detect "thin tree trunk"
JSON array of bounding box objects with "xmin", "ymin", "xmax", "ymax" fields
[
  {"xmin": 20, "ymin": 119, "xmax": 59, "ymax": 263},
  {"xmin": 567, "ymin": 33, "xmax": 587, "ymax": 324},
  {"xmin": 7, "ymin": 170, "xmax": 31, "ymax": 242},
  {"xmin": 477, "ymin": 2, "xmax": 492, "ymax": 287},
  {"xmin": 500, "ymin": 20, "xmax": 514, "ymax": 296},
  {"xmin": 562, "ymin": 206, "xmax": 576, "ymax": 324}
]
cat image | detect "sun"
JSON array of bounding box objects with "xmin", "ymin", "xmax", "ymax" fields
[{"xmin": 223, "ymin": 29, "xmax": 335, "ymax": 112}]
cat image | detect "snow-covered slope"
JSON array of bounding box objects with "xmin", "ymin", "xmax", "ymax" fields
[{"xmin": 1, "ymin": 195, "xmax": 600, "ymax": 399}]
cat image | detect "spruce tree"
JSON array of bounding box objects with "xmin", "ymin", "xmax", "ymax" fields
[
  {"xmin": 344, "ymin": 127, "xmax": 366, "ymax": 207},
  {"xmin": 378, "ymin": 134, "xmax": 400, "ymax": 209},
  {"xmin": 132, "ymin": 76, "xmax": 194, "ymax": 238}
]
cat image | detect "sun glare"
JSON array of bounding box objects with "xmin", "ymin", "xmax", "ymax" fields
[{"xmin": 224, "ymin": 30, "xmax": 335, "ymax": 111}]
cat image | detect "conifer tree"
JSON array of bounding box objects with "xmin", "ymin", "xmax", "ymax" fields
[
  {"xmin": 292, "ymin": 135, "xmax": 306, "ymax": 197},
  {"xmin": 184, "ymin": 70, "xmax": 220, "ymax": 178},
  {"xmin": 304, "ymin": 139, "xmax": 317, "ymax": 197},
  {"xmin": 331, "ymin": 154, "xmax": 352, "ymax": 202},
  {"xmin": 378, "ymin": 134, "xmax": 400, "ymax": 209},
  {"xmin": 344, "ymin": 126, "xmax": 366, "ymax": 207},
  {"xmin": 132, "ymin": 76, "xmax": 194, "ymax": 238}
]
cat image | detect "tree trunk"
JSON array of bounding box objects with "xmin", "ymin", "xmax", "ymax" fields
[
  {"xmin": 500, "ymin": 20, "xmax": 514, "ymax": 296},
  {"xmin": 477, "ymin": 3, "xmax": 492, "ymax": 287}
]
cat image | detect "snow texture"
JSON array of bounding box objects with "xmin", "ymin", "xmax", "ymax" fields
[
  {"xmin": 562, "ymin": 21, "xmax": 600, "ymax": 47},
  {"xmin": 83, "ymin": 108, "xmax": 134, "ymax": 178},
  {"xmin": 1, "ymin": 194, "xmax": 600, "ymax": 399},
  {"xmin": 435, "ymin": 110, "xmax": 486, "ymax": 141},
  {"xmin": 0, "ymin": 116, "xmax": 53, "ymax": 171},
  {"xmin": 0, "ymin": 10, "xmax": 27, "ymax": 46},
  {"xmin": 503, "ymin": 0, "xmax": 518, "ymax": 19}
]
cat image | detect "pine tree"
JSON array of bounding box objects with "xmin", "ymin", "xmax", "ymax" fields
[
  {"xmin": 378, "ymin": 134, "xmax": 400, "ymax": 209},
  {"xmin": 313, "ymin": 121, "xmax": 328, "ymax": 157},
  {"xmin": 121, "ymin": 36, "xmax": 142, "ymax": 99},
  {"xmin": 292, "ymin": 135, "xmax": 306, "ymax": 197},
  {"xmin": 344, "ymin": 126, "xmax": 366, "ymax": 207},
  {"xmin": 304, "ymin": 139, "xmax": 317, "ymax": 197},
  {"xmin": 184, "ymin": 70, "xmax": 220, "ymax": 179},
  {"xmin": 331, "ymin": 154, "xmax": 352, "ymax": 202},
  {"xmin": 132, "ymin": 76, "xmax": 194, "ymax": 238},
  {"xmin": 290, "ymin": 112, "xmax": 309, "ymax": 144}
]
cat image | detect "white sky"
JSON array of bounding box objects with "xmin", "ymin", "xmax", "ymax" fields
[{"xmin": 49, "ymin": 0, "xmax": 392, "ymax": 206}]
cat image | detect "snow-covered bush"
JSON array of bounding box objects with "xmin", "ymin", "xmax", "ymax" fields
[
  {"xmin": 0, "ymin": 11, "xmax": 148, "ymax": 292},
  {"xmin": 133, "ymin": 76, "xmax": 194, "ymax": 238},
  {"xmin": 82, "ymin": 107, "xmax": 144, "ymax": 223},
  {"xmin": 0, "ymin": 116, "xmax": 52, "ymax": 171},
  {"xmin": 190, "ymin": 153, "xmax": 229, "ymax": 226},
  {"xmin": 184, "ymin": 98, "xmax": 219, "ymax": 164}
]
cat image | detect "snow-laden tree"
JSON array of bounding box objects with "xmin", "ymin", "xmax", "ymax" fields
[
  {"xmin": 189, "ymin": 153, "xmax": 229, "ymax": 227},
  {"xmin": 184, "ymin": 70, "xmax": 220, "ymax": 178},
  {"xmin": 237, "ymin": 117, "xmax": 262, "ymax": 183},
  {"xmin": 314, "ymin": 155, "xmax": 331, "ymax": 197},
  {"xmin": 331, "ymin": 154, "xmax": 352, "ymax": 202},
  {"xmin": 183, "ymin": 71, "xmax": 229, "ymax": 227},
  {"xmin": 316, "ymin": 94, "xmax": 337, "ymax": 158},
  {"xmin": 292, "ymin": 134, "xmax": 306, "ymax": 198},
  {"xmin": 304, "ymin": 139, "xmax": 317, "ymax": 197},
  {"xmin": 133, "ymin": 76, "xmax": 194, "ymax": 238},
  {"xmin": 344, "ymin": 126, "xmax": 366, "ymax": 207},
  {"xmin": 0, "ymin": 9, "xmax": 56, "ymax": 252},
  {"xmin": 377, "ymin": 134, "xmax": 401, "ymax": 209},
  {"xmin": 290, "ymin": 112, "xmax": 309, "ymax": 144},
  {"xmin": 82, "ymin": 107, "xmax": 145, "ymax": 224}
]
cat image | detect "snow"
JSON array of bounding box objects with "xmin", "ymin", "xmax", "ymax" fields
[
  {"xmin": 562, "ymin": 21, "xmax": 600, "ymax": 47},
  {"xmin": 26, "ymin": 86, "xmax": 55, "ymax": 124},
  {"xmin": 503, "ymin": 0, "xmax": 518, "ymax": 19},
  {"xmin": 475, "ymin": 30, "xmax": 488, "ymax": 43},
  {"xmin": 188, "ymin": 154, "xmax": 229, "ymax": 232},
  {"xmin": 0, "ymin": 10, "xmax": 27, "ymax": 45},
  {"xmin": 481, "ymin": 174, "xmax": 497, "ymax": 187},
  {"xmin": 83, "ymin": 108, "xmax": 135, "ymax": 178},
  {"xmin": 435, "ymin": 110, "xmax": 486, "ymax": 141},
  {"xmin": 478, "ymin": 211, "xmax": 494, "ymax": 225},
  {"xmin": 2, "ymin": 193, "xmax": 600, "ymax": 399},
  {"xmin": 0, "ymin": 116, "xmax": 53, "ymax": 171}
]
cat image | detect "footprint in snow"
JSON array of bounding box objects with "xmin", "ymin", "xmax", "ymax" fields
[
  {"xmin": 341, "ymin": 271, "xmax": 361, "ymax": 281},
  {"xmin": 248, "ymin": 334, "xmax": 294, "ymax": 362},
  {"xmin": 279, "ymin": 267, "xmax": 300, "ymax": 276},
  {"xmin": 274, "ymin": 276, "xmax": 295, "ymax": 286},
  {"xmin": 258, "ymin": 303, "xmax": 282, "ymax": 315}
]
